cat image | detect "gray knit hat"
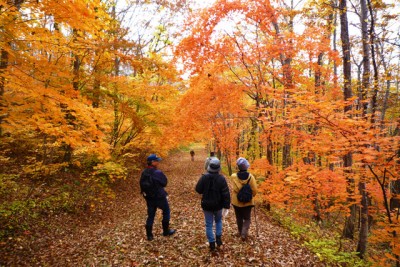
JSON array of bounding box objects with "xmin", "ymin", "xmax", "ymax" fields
[
  {"xmin": 236, "ymin": 157, "xmax": 250, "ymax": 171},
  {"xmin": 207, "ymin": 158, "xmax": 221, "ymax": 173}
]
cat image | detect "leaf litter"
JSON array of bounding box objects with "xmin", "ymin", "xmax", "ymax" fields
[{"xmin": 0, "ymin": 150, "xmax": 326, "ymax": 266}]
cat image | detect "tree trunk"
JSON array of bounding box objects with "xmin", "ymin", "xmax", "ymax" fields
[
  {"xmin": 332, "ymin": 0, "xmax": 338, "ymax": 87},
  {"xmin": 315, "ymin": 9, "xmax": 334, "ymax": 94},
  {"xmin": 356, "ymin": 0, "xmax": 370, "ymax": 255},
  {"xmin": 339, "ymin": 0, "xmax": 355, "ymax": 239},
  {"xmin": 0, "ymin": 48, "xmax": 8, "ymax": 137},
  {"xmin": 360, "ymin": 0, "xmax": 370, "ymax": 116},
  {"xmin": 367, "ymin": 0, "xmax": 379, "ymax": 124},
  {"xmin": 73, "ymin": 54, "xmax": 80, "ymax": 91},
  {"xmin": 92, "ymin": 77, "xmax": 100, "ymax": 108},
  {"xmin": 282, "ymin": 141, "xmax": 291, "ymax": 169},
  {"xmin": 0, "ymin": 49, "xmax": 8, "ymax": 97},
  {"xmin": 272, "ymin": 17, "xmax": 293, "ymax": 170},
  {"xmin": 357, "ymin": 181, "xmax": 369, "ymax": 258},
  {"xmin": 339, "ymin": 0, "xmax": 352, "ymax": 110},
  {"xmin": 267, "ymin": 135, "xmax": 273, "ymax": 165}
]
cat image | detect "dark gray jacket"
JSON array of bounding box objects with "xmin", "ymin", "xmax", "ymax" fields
[{"xmin": 195, "ymin": 173, "xmax": 230, "ymax": 211}]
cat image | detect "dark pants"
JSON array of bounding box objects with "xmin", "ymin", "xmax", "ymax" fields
[
  {"xmin": 233, "ymin": 205, "xmax": 253, "ymax": 237},
  {"xmin": 146, "ymin": 197, "xmax": 170, "ymax": 227}
]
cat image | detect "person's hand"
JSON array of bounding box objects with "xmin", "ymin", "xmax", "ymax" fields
[{"xmin": 222, "ymin": 208, "xmax": 229, "ymax": 217}]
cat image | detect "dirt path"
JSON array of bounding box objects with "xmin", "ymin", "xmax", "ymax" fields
[{"xmin": 1, "ymin": 150, "xmax": 325, "ymax": 266}]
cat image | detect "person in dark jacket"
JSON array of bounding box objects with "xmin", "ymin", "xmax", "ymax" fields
[
  {"xmin": 195, "ymin": 158, "xmax": 230, "ymax": 251},
  {"xmin": 141, "ymin": 154, "xmax": 176, "ymax": 241}
]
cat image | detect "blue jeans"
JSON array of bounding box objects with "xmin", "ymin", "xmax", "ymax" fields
[
  {"xmin": 203, "ymin": 209, "xmax": 223, "ymax": 243},
  {"xmin": 146, "ymin": 197, "xmax": 170, "ymax": 227}
]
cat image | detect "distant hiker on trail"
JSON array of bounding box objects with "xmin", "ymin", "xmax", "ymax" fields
[
  {"xmin": 190, "ymin": 150, "xmax": 195, "ymax": 161},
  {"xmin": 195, "ymin": 158, "xmax": 231, "ymax": 251},
  {"xmin": 230, "ymin": 157, "xmax": 258, "ymax": 241},
  {"xmin": 204, "ymin": 151, "xmax": 218, "ymax": 171},
  {"xmin": 140, "ymin": 154, "xmax": 176, "ymax": 241}
]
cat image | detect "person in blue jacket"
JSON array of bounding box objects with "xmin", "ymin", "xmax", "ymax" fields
[{"xmin": 141, "ymin": 154, "xmax": 176, "ymax": 241}]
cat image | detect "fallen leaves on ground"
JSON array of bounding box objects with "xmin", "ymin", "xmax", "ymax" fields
[{"xmin": 0, "ymin": 150, "xmax": 326, "ymax": 266}]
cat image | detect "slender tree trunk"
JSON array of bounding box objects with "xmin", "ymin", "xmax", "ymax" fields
[
  {"xmin": 380, "ymin": 68, "xmax": 391, "ymax": 122},
  {"xmin": 267, "ymin": 135, "xmax": 273, "ymax": 165},
  {"xmin": 108, "ymin": 5, "xmax": 122, "ymax": 150},
  {"xmin": 315, "ymin": 9, "xmax": 334, "ymax": 94},
  {"xmin": 355, "ymin": 62, "xmax": 362, "ymax": 111},
  {"xmin": 339, "ymin": 0, "xmax": 356, "ymax": 239},
  {"xmin": 73, "ymin": 55, "xmax": 80, "ymax": 91},
  {"xmin": 360, "ymin": 0, "xmax": 370, "ymax": 116},
  {"xmin": 70, "ymin": 28, "xmax": 80, "ymax": 92},
  {"xmin": 367, "ymin": 0, "xmax": 379, "ymax": 124},
  {"xmin": 0, "ymin": 49, "xmax": 8, "ymax": 97},
  {"xmin": 111, "ymin": 55, "xmax": 120, "ymax": 148},
  {"xmin": 340, "ymin": 0, "xmax": 352, "ymax": 109},
  {"xmin": 356, "ymin": 0, "xmax": 370, "ymax": 256},
  {"xmin": 332, "ymin": 0, "xmax": 338, "ymax": 87},
  {"xmin": 357, "ymin": 180, "xmax": 369, "ymax": 257},
  {"xmin": 0, "ymin": 48, "xmax": 8, "ymax": 136},
  {"xmin": 92, "ymin": 75, "xmax": 100, "ymax": 108},
  {"xmin": 315, "ymin": 52, "xmax": 323, "ymax": 93},
  {"xmin": 272, "ymin": 15, "xmax": 293, "ymax": 170}
]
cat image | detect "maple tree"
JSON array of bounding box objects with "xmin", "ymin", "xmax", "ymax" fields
[
  {"xmin": 0, "ymin": 0, "xmax": 182, "ymax": 237},
  {"xmin": 176, "ymin": 0, "xmax": 400, "ymax": 264},
  {"xmin": 0, "ymin": 0, "xmax": 399, "ymax": 265}
]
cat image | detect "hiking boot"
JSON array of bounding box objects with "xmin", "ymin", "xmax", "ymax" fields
[
  {"xmin": 162, "ymin": 221, "xmax": 176, "ymax": 236},
  {"xmin": 209, "ymin": 241, "xmax": 216, "ymax": 251},
  {"xmin": 241, "ymin": 219, "xmax": 251, "ymax": 237},
  {"xmin": 216, "ymin": 235, "xmax": 223, "ymax": 247},
  {"xmin": 241, "ymin": 234, "xmax": 247, "ymax": 242},
  {"xmin": 163, "ymin": 229, "xmax": 176, "ymax": 236},
  {"xmin": 145, "ymin": 225, "xmax": 153, "ymax": 241}
]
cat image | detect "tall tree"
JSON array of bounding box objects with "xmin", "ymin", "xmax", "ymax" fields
[{"xmin": 339, "ymin": 0, "xmax": 356, "ymax": 240}]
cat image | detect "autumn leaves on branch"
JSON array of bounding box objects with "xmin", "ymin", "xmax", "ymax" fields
[
  {"xmin": 175, "ymin": 0, "xmax": 399, "ymax": 264},
  {"xmin": 0, "ymin": 0, "xmax": 399, "ymax": 265}
]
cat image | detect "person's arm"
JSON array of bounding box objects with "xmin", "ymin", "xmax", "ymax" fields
[
  {"xmin": 230, "ymin": 174, "xmax": 239, "ymax": 193},
  {"xmin": 153, "ymin": 170, "xmax": 167, "ymax": 187},
  {"xmin": 195, "ymin": 175, "xmax": 205, "ymax": 194},
  {"xmin": 220, "ymin": 176, "xmax": 231, "ymax": 209}
]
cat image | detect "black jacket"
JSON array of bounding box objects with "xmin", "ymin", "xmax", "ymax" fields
[{"xmin": 195, "ymin": 173, "xmax": 230, "ymax": 211}]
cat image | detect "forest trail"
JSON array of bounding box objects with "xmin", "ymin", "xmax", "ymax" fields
[{"xmin": 1, "ymin": 149, "xmax": 325, "ymax": 266}]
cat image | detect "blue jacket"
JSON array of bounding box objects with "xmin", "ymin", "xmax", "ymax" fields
[{"xmin": 144, "ymin": 166, "xmax": 168, "ymax": 199}]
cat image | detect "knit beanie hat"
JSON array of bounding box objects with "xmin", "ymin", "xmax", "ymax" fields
[
  {"xmin": 207, "ymin": 158, "xmax": 221, "ymax": 173},
  {"xmin": 236, "ymin": 157, "xmax": 250, "ymax": 171}
]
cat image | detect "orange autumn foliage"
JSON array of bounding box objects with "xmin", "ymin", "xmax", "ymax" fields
[
  {"xmin": 0, "ymin": 0, "xmax": 182, "ymax": 236},
  {"xmin": 175, "ymin": 0, "xmax": 400, "ymax": 264}
]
